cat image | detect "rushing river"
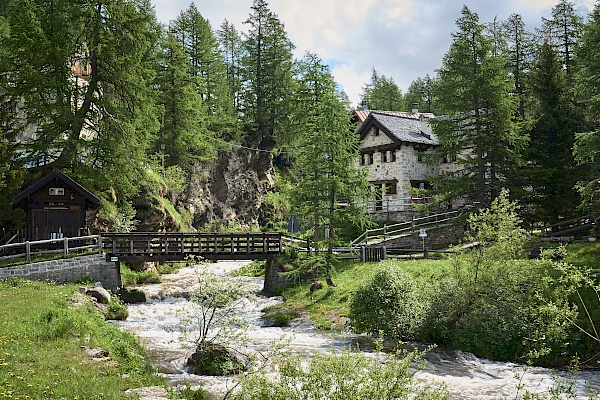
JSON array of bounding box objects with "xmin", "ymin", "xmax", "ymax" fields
[{"xmin": 112, "ymin": 261, "xmax": 600, "ymax": 399}]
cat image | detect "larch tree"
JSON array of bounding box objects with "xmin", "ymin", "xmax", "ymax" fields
[
  {"xmin": 155, "ymin": 32, "xmax": 213, "ymax": 169},
  {"xmin": 290, "ymin": 53, "xmax": 370, "ymax": 286},
  {"xmin": 360, "ymin": 69, "xmax": 404, "ymax": 111},
  {"xmin": 573, "ymin": 2, "xmax": 600, "ymax": 214},
  {"xmin": 522, "ymin": 42, "xmax": 581, "ymax": 225},
  {"xmin": 2, "ymin": 0, "xmax": 162, "ymax": 203},
  {"xmin": 217, "ymin": 19, "xmax": 244, "ymax": 116},
  {"xmin": 242, "ymin": 0, "xmax": 294, "ymax": 150},
  {"xmin": 170, "ymin": 4, "xmax": 236, "ymax": 135},
  {"xmin": 540, "ymin": 0, "xmax": 582, "ymax": 77},
  {"xmin": 404, "ymin": 74, "xmax": 437, "ymax": 114},
  {"xmin": 503, "ymin": 13, "xmax": 535, "ymax": 118},
  {"xmin": 430, "ymin": 6, "xmax": 526, "ymax": 208}
]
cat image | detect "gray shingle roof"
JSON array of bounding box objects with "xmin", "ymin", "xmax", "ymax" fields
[{"xmin": 364, "ymin": 112, "xmax": 438, "ymax": 146}]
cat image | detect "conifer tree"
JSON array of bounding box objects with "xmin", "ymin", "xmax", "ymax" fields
[
  {"xmin": 242, "ymin": 0, "xmax": 294, "ymax": 150},
  {"xmin": 217, "ymin": 19, "xmax": 244, "ymax": 115},
  {"xmin": 540, "ymin": 0, "xmax": 582, "ymax": 77},
  {"xmin": 1, "ymin": 0, "xmax": 161, "ymax": 203},
  {"xmin": 573, "ymin": 2, "xmax": 600, "ymax": 213},
  {"xmin": 155, "ymin": 32, "xmax": 213, "ymax": 169},
  {"xmin": 291, "ymin": 53, "xmax": 370, "ymax": 285},
  {"xmin": 171, "ymin": 4, "xmax": 235, "ymax": 134},
  {"xmin": 503, "ymin": 13, "xmax": 535, "ymax": 118},
  {"xmin": 360, "ymin": 69, "xmax": 404, "ymax": 111},
  {"xmin": 404, "ymin": 75, "xmax": 436, "ymax": 113},
  {"xmin": 522, "ymin": 42, "xmax": 580, "ymax": 225},
  {"xmin": 430, "ymin": 6, "xmax": 526, "ymax": 207}
]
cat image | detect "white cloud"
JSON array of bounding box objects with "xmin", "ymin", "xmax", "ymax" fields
[{"xmin": 152, "ymin": 0, "xmax": 595, "ymax": 110}]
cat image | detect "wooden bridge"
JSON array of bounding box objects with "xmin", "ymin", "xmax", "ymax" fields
[{"xmin": 102, "ymin": 232, "xmax": 290, "ymax": 262}]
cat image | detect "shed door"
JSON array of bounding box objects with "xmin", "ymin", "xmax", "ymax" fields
[{"xmin": 32, "ymin": 209, "xmax": 81, "ymax": 240}]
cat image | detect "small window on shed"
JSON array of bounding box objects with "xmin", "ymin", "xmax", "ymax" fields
[
  {"xmin": 374, "ymin": 127, "xmax": 379, "ymax": 136},
  {"xmin": 49, "ymin": 187, "xmax": 65, "ymax": 196}
]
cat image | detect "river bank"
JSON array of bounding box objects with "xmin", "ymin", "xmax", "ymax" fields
[{"xmin": 113, "ymin": 260, "xmax": 600, "ymax": 399}]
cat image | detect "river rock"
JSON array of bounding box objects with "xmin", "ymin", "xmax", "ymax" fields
[
  {"xmin": 86, "ymin": 286, "xmax": 111, "ymax": 304},
  {"xmin": 125, "ymin": 386, "xmax": 169, "ymax": 400},
  {"xmin": 186, "ymin": 342, "xmax": 247, "ymax": 376}
]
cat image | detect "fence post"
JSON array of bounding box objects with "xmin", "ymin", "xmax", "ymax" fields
[
  {"xmin": 382, "ymin": 246, "xmax": 387, "ymax": 261},
  {"xmin": 360, "ymin": 246, "xmax": 365, "ymax": 262},
  {"xmin": 63, "ymin": 237, "xmax": 69, "ymax": 257},
  {"xmin": 98, "ymin": 234, "xmax": 103, "ymax": 255},
  {"xmin": 26, "ymin": 241, "xmax": 31, "ymax": 263}
]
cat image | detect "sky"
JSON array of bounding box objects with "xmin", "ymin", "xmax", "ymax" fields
[{"xmin": 152, "ymin": 0, "xmax": 595, "ymax": 108}]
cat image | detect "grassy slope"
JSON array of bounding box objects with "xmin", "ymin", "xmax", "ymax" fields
[
  {"xmin": 278, "ymin": 243, "xmax": 600, "ymax": 334},
  {"xmin": 0, "ymin": 280, "xmax": 165, "ymax": 400},
  {"xmin": 278, "ymin": 257, "xmax": 454, "ymax": 330}
]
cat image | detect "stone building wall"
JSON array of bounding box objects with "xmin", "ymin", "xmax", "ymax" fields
[{"xmin": 0, "ymin": 254, "xmax": 121, "ymax": 290}]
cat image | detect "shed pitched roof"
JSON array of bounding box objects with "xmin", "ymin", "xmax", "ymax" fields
[
  {"xmin": 356, "ymin": 112, "xmax": 438, "ymax": 146},
  {"xmin": 12, "ymin": 168, "xmax": 101, "ymax": 205}
]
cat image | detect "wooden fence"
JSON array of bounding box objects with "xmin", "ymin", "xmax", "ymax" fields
[{"xmin": 0, "ymin": 235, "xmax": 102, "ymax": 264}]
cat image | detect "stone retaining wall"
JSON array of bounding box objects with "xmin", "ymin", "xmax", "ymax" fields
[
  {"xmin": 0, "ymin": 254, "xmax": 121, "ymax": 290},
  {"xmin": 382, "ymin": 223, "xmax": 466, "ymax": 250}
]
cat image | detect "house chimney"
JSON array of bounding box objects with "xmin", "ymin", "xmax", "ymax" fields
[
  {"xmin": 411, "ymin": 103, "xmax": 419, "ymax": 114},
  {"xmin": 361, "ymin": 100, "xmax": 369, "ymax": 110}
]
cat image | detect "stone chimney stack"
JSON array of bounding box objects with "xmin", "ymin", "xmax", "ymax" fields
[
  {"xmin": 361, "ymin": 100, "xmax": 369, "ymax": 110},
  {"xmin": 411, "ymin": 103, "xmax": 419, "ymax": 114}
]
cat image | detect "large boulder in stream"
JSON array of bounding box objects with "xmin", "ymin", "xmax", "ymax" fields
[{"xmin": 186, "ymin": 342, "xmax": 247, "ymax": 376}]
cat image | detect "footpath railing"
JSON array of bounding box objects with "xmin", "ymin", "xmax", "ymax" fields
[
  {"xmin": 540, "ymin": 215, "xmax": 597, "ymax": 238},
  {"xmin": 102, "ymin": 232, "xmax": 285, "ymax": 262},
  {"xmin": 0, "ymin": 235, "xmax": 102, "ymax": 264},
  {"xmin": 350, "ymin": 210, "xmax": 463, "ymax": 247}
]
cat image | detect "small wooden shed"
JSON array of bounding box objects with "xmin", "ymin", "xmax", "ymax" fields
[{"xmin": 12, "ymin": 168, "xmax": 101, "ymax": 240}]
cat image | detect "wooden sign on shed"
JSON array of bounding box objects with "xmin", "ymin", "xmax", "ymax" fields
[{"xmin": 12, "ymin": 168, "xmax": 101, "ymax": 240}]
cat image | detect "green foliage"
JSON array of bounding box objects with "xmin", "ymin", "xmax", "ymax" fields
[
  {"xmin": 231, "ymin": 260, "xmax": 266, "ymax": 277},
  {"xmin": 119, "ymin": 264, "xmax": 161, "ymax": 286},
  {"xmin": 184, "ymin": 270, "xmax": 254, "ymax": 349},
  {"xmin": 261, "ymin": 308, "xmax": 300, "ymax": 327},
  {"xmin": 116, "ymin": 287, "xmax": 147, "ymax": 304},
  {"xmin": 231, "ymin": 346, "xmax": 450, "ymax": 400},
  {"xmin": 242, "ymin": 0, "xmax": 295, "ymax": 149},
  {"xmin": 518, "ymin": 41, "xmax": 581, "ymax": 225},
  {"xmin": 106, "ymin": 297, "xmax": 129, "ymax": 321},
  {"xmin": 360, "ymin": 68, "xmax": 405, "ymax": 111},
  {"xmin": 289, "ymin": 52, "xmax": 371, "ymax": 283},
  {"xmin": 96, "ymin": 201, "xmax": 138, "ymax": 233},
  {"xmin": 176, "ymin": 385, "xmax": 211, "ymax": 400},
  {"xmin": 464, "ymin": 188, "xmax": 526, "ymax": 261},
  {"xmin": 349, "ymin": 268, "xmax": 425, "ymax": 340},
  {"xmin": 430, "ymin": 6, "xmax": 526, "ymax": 207},
  {"xmin": 573, "ymin": 2, "xmax": 600, "ymax": 214}
]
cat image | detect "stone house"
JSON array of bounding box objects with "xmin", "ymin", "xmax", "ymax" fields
[{"xmin": 354, "ymin": 107, "xmax": 454, "ymax": 221}]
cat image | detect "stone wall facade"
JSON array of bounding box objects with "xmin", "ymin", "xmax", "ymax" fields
[{"xmin": 0, "ymin": 254, "xmax": 121, "ymax": 290}]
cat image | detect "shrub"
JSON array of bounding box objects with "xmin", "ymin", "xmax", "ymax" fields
[
  {"xmin": 116, "ymin": 287, "xmax": 146, "ymax": 304},
  {"xmin": 106, "ymin": 297, "xmax": 129, "ymax": 321},
  {"xmin": 231, "ymin": 346, "xmax": 449, "ymax": 400},
  {"xmin": 349, "ymin": 267, "xmax": 425, "ymax": 340}
]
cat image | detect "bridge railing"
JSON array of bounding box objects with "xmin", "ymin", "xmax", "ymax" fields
[{"xmin": 102, "ymin": 232, "xmax": 285, "ymax": 261}]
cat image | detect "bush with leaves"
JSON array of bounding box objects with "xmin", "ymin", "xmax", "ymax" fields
[
  {"xmin": 349, "ymin": 267, "xmax": 426, "ymax": 340},
  {"xmin": 231, "ymin": 346, "xmax": 449, "ymax": 400}
]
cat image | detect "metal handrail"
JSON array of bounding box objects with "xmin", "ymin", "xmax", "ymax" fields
[{"xmin": 350, "ymin": 210, "xmax": 463, "ymax": 247}]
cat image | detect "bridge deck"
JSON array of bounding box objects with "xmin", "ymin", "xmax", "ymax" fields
[{"xmin": 102, "ymin": 232, "xmax": 284, "ymax": 262}]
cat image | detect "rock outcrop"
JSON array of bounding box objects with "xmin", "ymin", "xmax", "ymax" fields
[{"xmin": 183, "ymin": 148, "xmax": 274, "ymax": 231}]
